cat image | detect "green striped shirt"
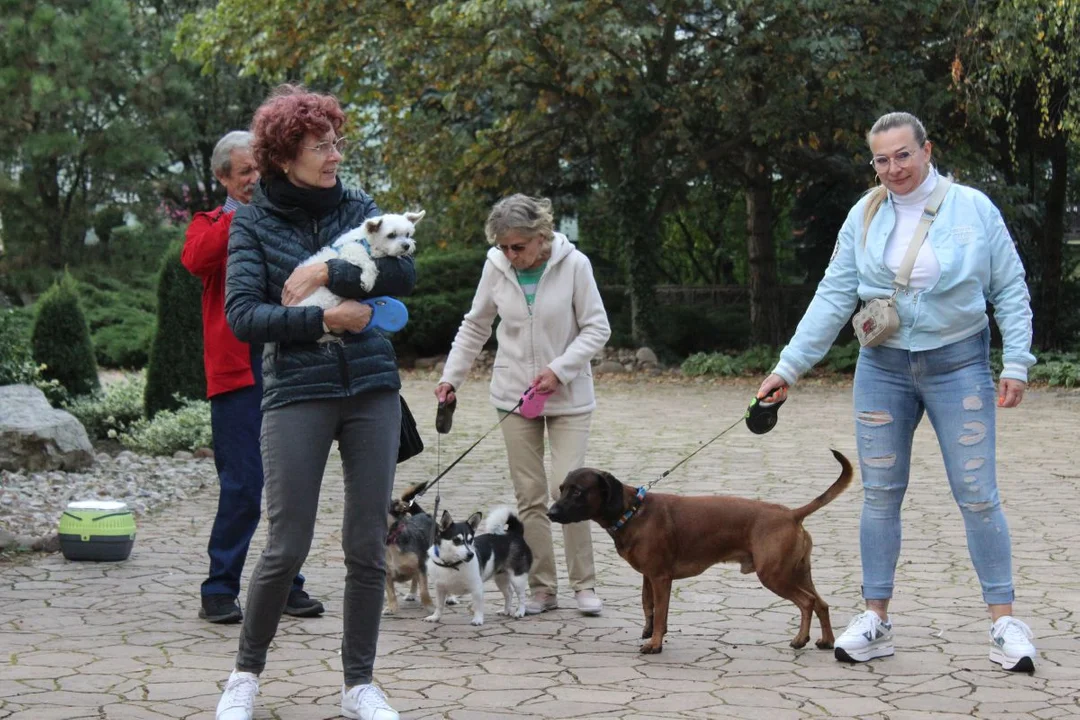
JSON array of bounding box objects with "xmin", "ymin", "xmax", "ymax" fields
[{"xmin": 515, "ymin": 263, "xmax": 546, "ymax": 307}]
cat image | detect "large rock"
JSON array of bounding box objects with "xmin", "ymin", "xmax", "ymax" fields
[{"xmin": 0, "ymin": 384, "xmax": 95, "ymax": 472}]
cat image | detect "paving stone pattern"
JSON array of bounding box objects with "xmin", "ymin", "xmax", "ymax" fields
[{"xmin": 2, "ymin": 376, "xmax": 1078, "ymax": 719}]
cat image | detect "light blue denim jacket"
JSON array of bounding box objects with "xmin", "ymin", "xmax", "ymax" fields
[{"xmin": 773, "ymin": 180, "xmax": 1035, "ymax": 384}]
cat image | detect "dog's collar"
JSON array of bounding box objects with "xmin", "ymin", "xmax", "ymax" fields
[
  {"xmin": 430, "ymin": 545, "xmax": 473, "ymax": 570},
  {"xmin": 607, "ymin": 486, "xmax": 647, "ymax": 536}
]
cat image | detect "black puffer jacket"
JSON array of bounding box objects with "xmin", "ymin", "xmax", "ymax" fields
[{"xmin": 225, "ymin": 183, "xmax": 415, "ymax": 411}]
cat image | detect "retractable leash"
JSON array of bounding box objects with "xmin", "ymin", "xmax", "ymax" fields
[
  {"xmin": 644, "ymin": 394, "xmax": 786, "ymax": 491},
  {"xmin": 421, "ymin": 391, "xmax": 529, "ymax": 548}
]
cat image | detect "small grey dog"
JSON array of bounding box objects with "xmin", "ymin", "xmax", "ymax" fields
[{"xmin": 384, "ymin": 483, "xmax": 456, "ymax": 614}]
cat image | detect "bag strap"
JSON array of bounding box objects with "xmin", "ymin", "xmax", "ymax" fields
[{"xmin": 894, "ymin": 177, "xmax": 952, "ymax": 289}]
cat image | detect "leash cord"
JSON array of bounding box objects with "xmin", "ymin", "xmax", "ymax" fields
[
  {"xmin": 417, "ymin": 396, "xmax": 525, "ymax": 501},
  {"xmin": 646, "ymin": 414, "xmax": 744, "ymax": 489}
]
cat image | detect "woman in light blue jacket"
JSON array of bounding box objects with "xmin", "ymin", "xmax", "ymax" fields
[{"xmin": 757, "ymin": 112, "xmax": 1037, "ymax": 673}]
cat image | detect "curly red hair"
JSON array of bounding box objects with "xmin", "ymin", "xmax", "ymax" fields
[{"xmin": 250, "ymin": 84, "xmax": 346, "ymax": 178}]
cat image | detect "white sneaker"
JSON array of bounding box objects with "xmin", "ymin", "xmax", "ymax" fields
[
  {"xmin": 342, "ymin": 683, "xmax": 400, "ymax": 720},
  {"xmin": 989, "ymin": 616, "xmax": 1037, "ymax": 672},
  {"xmin": 216, "ymin": 670, "xmax": 258, "ymax": 720},
  {"xmin": 575, "ymin": 589, "xmax": 603, "ymax": 616},
  {"xmin": 834, "ymin": 610, "xmax": 895, "ymax": 663}
]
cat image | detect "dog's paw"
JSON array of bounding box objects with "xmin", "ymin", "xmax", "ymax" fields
[
  {"xmin": 404, "ymin": 593, "xmax": 417, "ymax": 602},
  {"xmin": 423, "ymin": 613, "xmax": 441, "ymax": 623},
  {"xmin": 815, "ymin": 639, "xmax": 834, "ymax": 650},
  {"xmin": 470, "ymin": 616, "xmax": 485, "ymax": 626},
  {"xmin": 382, "ymin": 606, "xmax": 396, "ymax": 616},
  {"xmin": 514, "ymin": 606, "xmax": 526, "ymax": 619},
  {"xmin": 639, "ymin": 642, "xmax": 663, "ymax": 655},
  {"xmin": 445, "ymin": 595, "xmax": 459, "ymax": 606}
]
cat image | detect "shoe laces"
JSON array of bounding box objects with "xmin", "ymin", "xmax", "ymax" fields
[
  {"xmin": 994, "ymin": 617, "xmax": 1033, "ymax": 644},
  {"xmin": 224, "ymin": 674, "xmax": 257, "ymax": 706},
  {"xmin": 350, "ymin": 684, "xmax": 392, "ymax": 710},
  {"xmin": 844, "ymin": 610, "xmax": 885, "ymax": 635}
]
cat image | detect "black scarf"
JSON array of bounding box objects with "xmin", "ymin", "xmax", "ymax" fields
[{"xmin": 264, "ymin": 175, "xmax": 344, "ymax": 220}]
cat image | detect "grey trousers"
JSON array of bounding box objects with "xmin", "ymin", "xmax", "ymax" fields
[{"xmin": 235, "ymin": 389, "xmax": 400, "ymax": 686}]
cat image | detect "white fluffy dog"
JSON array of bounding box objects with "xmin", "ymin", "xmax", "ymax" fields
[{"xmin": 296, "ymin": 210, "xmax": 424, "ymax": 340}]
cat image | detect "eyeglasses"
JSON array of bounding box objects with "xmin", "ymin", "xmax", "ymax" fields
[
  {"xmin": 302, "ymin": 137, "xmax": 348, "ymax": 155},
  {"xmin": 497, "ymin": 238, "xmax": 535, "ymax": 255},
  {"xmin": 869, "ymin": 149, "xmax": 916, "ymax": 171}
]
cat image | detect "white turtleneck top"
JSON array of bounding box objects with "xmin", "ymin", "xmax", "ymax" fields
[{"xmin": 884, "ymin": 167, "xmax": 941, "ymax": 290}]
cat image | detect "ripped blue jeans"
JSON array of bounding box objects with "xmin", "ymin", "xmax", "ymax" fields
[{"xmin": 853, "ymin": 327, "xmax": 1014, "ymax": 605}]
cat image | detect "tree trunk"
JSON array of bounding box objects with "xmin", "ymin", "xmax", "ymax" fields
[
  {"xmin": 744, "ymin": 151, "xmax": 782, "ymax": 346},
  {"xmin": 620, "ymin": 185, "xmax": 658, "ymax": 347},
  {"xmin": 1034, "ymin": 129, "xmax": 1068, "ymax": 349}
]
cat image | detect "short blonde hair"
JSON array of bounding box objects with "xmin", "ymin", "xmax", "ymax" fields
[{"xmin": 484, "ymin": 194, "xmax": 555, "ymax": 249}]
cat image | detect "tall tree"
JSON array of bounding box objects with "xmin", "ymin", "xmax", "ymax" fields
[
  {"xmin": 0, "ymin": 0, "xmax": 159, "ymax": 263},
  {"xmin": 953, "ymin": 0, "xmax": 1079, "ymax": 348}
]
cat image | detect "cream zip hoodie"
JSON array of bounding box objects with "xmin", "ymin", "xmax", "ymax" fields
[{"xmin": 439, "ymin": 232, "xmax": 611, "ymax": 415}]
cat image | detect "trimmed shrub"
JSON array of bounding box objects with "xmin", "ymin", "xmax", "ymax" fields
[
  {"xmin": 144, "ymin": 243, "xmax": 205, "ymax": 417},
  {"xmin": 78, "ymin": 275, "xmax": 157, "ymax": 368},
  {"xmin": 64, "ymin": 373, "xmax": 147, "ymax": 440},
  {"xmin": 31, "ymin": 271, "xmax": 100, "ymax": 397}
]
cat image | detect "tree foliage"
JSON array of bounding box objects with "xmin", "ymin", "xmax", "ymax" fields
[
  {"xmin": 144, "ymin": 242, "xmax": 204, "ymax": 418},
  {"xmin": 31, "ymin": 270, "xmax": 100, "ymax": 397}
]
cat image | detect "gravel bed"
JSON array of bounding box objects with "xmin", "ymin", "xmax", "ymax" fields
[{"xmin": 0, "ymin": 451, "xmax": 217, "ymax": 552}]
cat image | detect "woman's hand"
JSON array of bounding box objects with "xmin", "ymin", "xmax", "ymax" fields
[
  {"xmin": 532, "ymin": 368, "xmax": 561, "ymax": 394},
  {"xmin": 435, "ymin": 382, "xmax": 456, "ymax": 404},
  {"xmin": 323, "ymin": 300, "xmax": 372, "ymax": 334},
  {"xmin": 756, "ymin": 374, "xmax": 789, "ymax": 403},
  {"xmin": 282, "ymin": 262, "xmax": 330, "ymax": 307},
  {"xmin": 998, "ymin": 378, "xmax": 1026, "ymax": 408}
]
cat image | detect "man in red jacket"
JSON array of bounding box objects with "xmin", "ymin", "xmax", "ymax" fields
[{"xmin": 182, "ymin": 131, "xmax": 324, "ymax": 624}]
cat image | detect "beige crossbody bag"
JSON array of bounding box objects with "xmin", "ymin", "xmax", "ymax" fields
[{"xmin": 852, "ymin": 177, "xmax": 952, "ymax": 347}]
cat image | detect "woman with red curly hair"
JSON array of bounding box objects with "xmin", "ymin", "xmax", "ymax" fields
[{"xmin": 216, "ymin": 84, "xmax": 413, "ymax": 720}]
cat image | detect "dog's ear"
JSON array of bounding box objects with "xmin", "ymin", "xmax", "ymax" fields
[
  {"xmin": 365, "ymin": 217, "xmax": 384, "ymax": 235},
  {"xmin": 599, "ymin": 470, "xmax": 625, "ymax": 518},
  {"xmin": 405, "ymin": 210, "xmax": 425, "ymax": 225},
  {"xmin": 466, "ymin": 512, "xmax": 482, "ymax": 532},
  {"xmin": 439, "ymin": 509, "xmax": 453, "ymax": 531}
]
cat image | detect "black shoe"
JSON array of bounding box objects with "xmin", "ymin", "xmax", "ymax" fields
[
  {"xmin": 283, "ymin": 589, "xmax": 325, "ymax": 618},
  {"xmin": 199, "ymin": 594, "xmax": 242, "ymax": 624}
]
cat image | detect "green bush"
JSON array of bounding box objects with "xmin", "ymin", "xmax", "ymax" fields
[
  {"xmin": 823, "ymin": 341, "xmax": 861, "ymax": 373},
  {"xmin": 76, "ymin": 272, "xmax": 157, "ymax": 368},
  {"xmin": 64, "ymin": 373, "xmax": 147, "ymax": 440},
  {"xmin": 120, "ymin": 396, "xmax": 212, "ymax": 455},
  {"xmin": 681, "ymin": 345, "xmax": 778, "ymax": 377},
  {"xmin": 144, "ymin": 243, "xmax": 205, "ymax": 417},
  {"xmin": 0, "ymin": 308, "xmax": 38, "ymax": 385},
  {"xmin": 392, "ymin": 247, "xmax": 487, "ymax": 360},
  {"xmin": 31, "ymin": 271, "xmax": 100, "ymax": 397}
]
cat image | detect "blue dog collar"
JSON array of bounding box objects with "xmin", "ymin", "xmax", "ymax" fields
[{"xmin": 608, "ymin": 486, "xmax": 647, "ymax": 535}]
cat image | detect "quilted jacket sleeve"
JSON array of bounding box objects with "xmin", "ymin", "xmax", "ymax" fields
[{"xmin": 225, "ymin": 210, "xmax": 325, "ymax": 344}]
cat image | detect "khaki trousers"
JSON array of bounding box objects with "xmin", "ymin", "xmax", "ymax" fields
[{"xmin": 498, "ymin": 411, "xmax": 596, "ymax": 594}]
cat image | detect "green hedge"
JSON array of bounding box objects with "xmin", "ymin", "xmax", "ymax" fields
[{"xmin": 392, "ymin": 247, "xmax": 487, "ymax": 360}]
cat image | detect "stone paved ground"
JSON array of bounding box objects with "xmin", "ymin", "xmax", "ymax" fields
[{"xmin": 2, "ymin": 375, "xmax": 1079, "ymax": 719}]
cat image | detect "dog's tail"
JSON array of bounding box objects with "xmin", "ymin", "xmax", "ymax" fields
[
  {"xmin": 399, "ymin": 481, "xmax": 428, "ymax": 506},
  {"xmin": 791, "ymin": 450, "xmax": 853, "ymax": 523},
  {"xmin": 482, "ymin": 506, "xmax": 524, "ymax": 536}
]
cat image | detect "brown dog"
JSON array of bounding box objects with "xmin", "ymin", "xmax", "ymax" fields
[{"xmin": 548, "ymin": 450, "xmax": 853, "ymax": 654}]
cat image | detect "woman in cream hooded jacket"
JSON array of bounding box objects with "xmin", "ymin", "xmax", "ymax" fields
[{"xmin": 437, "ymin": 194, "xmax": 610, "ymax": 616}]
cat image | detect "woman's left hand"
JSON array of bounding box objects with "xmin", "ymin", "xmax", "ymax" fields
[
  {"xmin": 532, "ymin": 368, "xmax": 561, "ymax": 394},
  {"xmin": 282, "ymin": 262, "xmax": 330, "ymax": 307},
  {"xmin": 998, "ymin": 378, "xmax": 1026, "ymax": 408}
]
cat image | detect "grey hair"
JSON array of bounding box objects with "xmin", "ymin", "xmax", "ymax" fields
[
  {"xmin": 866, "ymin": 111, "xmax": 927, "ymax": 147},
  {"xmin": 484, "ymin": 194, "xmax": 555, "ymax": 248},
  {"xmin": 211, "ymin": 131, "xmax": 254, "ymax": 178}
]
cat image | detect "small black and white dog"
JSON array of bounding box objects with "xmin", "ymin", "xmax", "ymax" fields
[{"xmin": 424, "ymin": 506, "xmax": 533, "ymax": 626}]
